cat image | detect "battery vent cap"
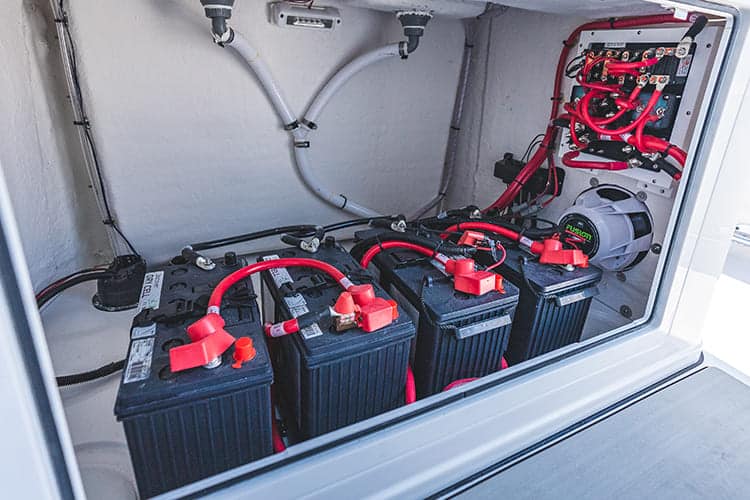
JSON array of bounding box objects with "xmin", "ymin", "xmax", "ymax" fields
[{"xmin": 232, "ymin": 337, "xmax": 256, "ymax": 368}]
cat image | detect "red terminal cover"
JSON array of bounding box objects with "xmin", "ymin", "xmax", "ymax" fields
[
  {"xmin": 335, "ymin": 284, "xmax": 399, "ymax": 332},
  {"xmin": 538, "ymin": 238, "xmax": 589, "ymax": 267},
  {"xmin": 169, "ymin": 313, "xmax": 237, "ymax": 372},
  {"xmin": 445, "ymin": 258, "xmax": 505, "ymax": 296}
]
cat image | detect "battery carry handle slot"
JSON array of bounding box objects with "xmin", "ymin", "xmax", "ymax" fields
[
  {"xmin": 553, "ymin": 286, "xmax": 600, "ymax": 307},
  {"xmin": 454, "ymin": 314, "xmax": 513, "ymax": 340}
]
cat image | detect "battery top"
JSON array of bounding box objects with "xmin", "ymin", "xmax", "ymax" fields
[
  {"xmin": 499, "ymin": 246, "xmax": 603, "ymax": 296},
  {"xmin": 374, "ymin": 249, "xmax": 521, "ymax": 324},
  {"xmin": 258, "ymin": 245, "xmax": 416, "ymax": 367},
  {"xmin": 115, "ymin": 259, "xmax": 273, "ymax": 419}
]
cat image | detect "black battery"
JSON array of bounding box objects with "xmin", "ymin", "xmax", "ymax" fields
[
  {"xmin": 258, "ymin": 240, "xmax": 415, "ymax": 440},
  {"xmin": 359, "ymin": 242, "xmax": 520, "ymax": 398},
  {"xmin": 114, "ymin": 255, "xmax": 274, "ymax": 498},
  {"xmin": 498, "ymin": 246, "xmax": 602, "ymax": 365}
]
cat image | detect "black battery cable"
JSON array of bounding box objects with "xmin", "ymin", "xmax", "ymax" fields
[{"xmin": 36, "ymin": 268, "xmax": 127, "ymax": 387}]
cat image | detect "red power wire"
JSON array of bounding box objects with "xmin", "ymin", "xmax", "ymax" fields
[
  {"xmin": 208, "ymin": 258, "xmax": 351, "ymax": 314},
  {"xmin": 359, "ymin": 241, "xmax": 448, "ymax": 268},
  {"xmin": 440, "ymin": 222, "xmax": 545, "ymax": 255},
  {"xmin": 406, "ymin": 365, "xmax": 417, "ymax": 404},
  {"xmin": 577, "ymin": 88, "xmax": 662, "ymax": 136},
  {"xmin": 561, "ymin": 150, "xmax": 629, "ymax": 170},
  {"xmin": 484, "ymin": 13, "xmax": 689, "ymax": 213}
]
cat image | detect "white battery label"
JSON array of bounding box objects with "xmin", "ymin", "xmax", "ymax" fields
[
  {"xmin": 282, "ymin": 294, "xmax": 323, "ymax": 339},
  {"xmin": 131, "ymin": 323, "xmax": 156, "ymax": 340},
  {"xmin": 123, "ymin": 337, "xmax": 154, "ymax": 384},
  {"xmin": 284, "ymin": 293, "xmax": 310, "ymax": 316},
  {"xmin": 676, "ymin": 54, "xmax": 693, "ymax": 77},
  {"xmin": 300, "ymin": 325, "xmax": 323, "ymax": 340},
  {"xmin": 262, "ymin": 255, "xmax": 293, "ymax": 287},
  {"xmin": 136, "ymin": 271, "xmax": 163, "ymax": 313}
]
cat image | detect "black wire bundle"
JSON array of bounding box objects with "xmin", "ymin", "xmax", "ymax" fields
[
  {"xmin": 349, "ymin": 231, "xmax": 476, "ymax": 262},
  {"xmin": 190, "ymin": 216, "xmax": 396, "ymax": 252},
  {"xmin": 56, "ymin": 360, "xmax": 126, "ymax": 387},
  {"xmin": 36, "ymin": 268, "xmax": 112, "ymax": 308},
  {"xmin": 36, "ymin": 268, "xmax": 126, "ymax": 386},
  {"xmin": 564, "ymin": 53, "xmax": 587, "ymax": 78},
  {"xmin": 56, "ymin": 0, "xmax": 139, "ymax": 256}
]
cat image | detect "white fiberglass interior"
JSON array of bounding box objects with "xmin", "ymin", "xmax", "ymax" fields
[{"xmin": 2, "ymin": 0, "xmax": 732, "ymax": 497}]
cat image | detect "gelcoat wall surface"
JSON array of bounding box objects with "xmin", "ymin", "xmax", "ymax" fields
[
  {"xmin": 0, "ymin": 0, "xmax": 110, "ymax": 288},
  {"xmin": 60, "ymin": 0, "xmax": 464, "ymax": 263}
]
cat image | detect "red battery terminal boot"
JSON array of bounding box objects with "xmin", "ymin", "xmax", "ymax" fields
[
  {"xmin": 231, "ymin": 336, "xmax": 256, "ymax": 369},
  {"xmin": 332, "ymin": 284, "xmax": 399, "ymax": 332},
  {"xmin": 347, "ymin": 284, "xmax": 399, "ymax": 332},
  {"xmin": 264, "ymin": 284, "xmax": 398, "ymax": 336},
  {"xmin": 444, "ymin": 258, "xmax": 505, "ymax": 296},
  {"xmin": 169, "ymin": 313, "xmax": 236, "ymax": 372},
  {"xmin": 538, "ymin": 238, "xmax": 589, "ymax": 268},
  {"xmin": 457, "ymin": 230, "xmax": 487, "ymax": 247}
]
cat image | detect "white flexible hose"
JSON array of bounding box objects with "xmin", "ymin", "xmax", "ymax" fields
[
  {"xmin": 228, "ymin": 32, "xmax": 297, "ymax": 126},
  {"xmin": 228, "ymin": 32, "xmax": 398, "ymax": 217},
  {"xmin": 293, "ymin": 136, "xmax": 381, "ymax": 217},
  {"xmin": 292, "ymin": 44, "xmax": 402, "ymax": 217},
  {"xmin": 305, "ymin": 43, "xmax": 401, "ymax": 124}
]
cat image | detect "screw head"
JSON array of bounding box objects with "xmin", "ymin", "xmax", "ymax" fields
[
  {"xmin": 590, "ymin": 177, "xmax": 600, "ymax": 187},
  {"xmin": 636, "ymin": 191, "xmax": 648, "ymax": 201},
  {"xmin": 651, "ymin": 243, "xmax": 662, "ymax": 254},
  {"xmin": 620, "ymin": 305, "xmax": 633, "ymax": 318}
]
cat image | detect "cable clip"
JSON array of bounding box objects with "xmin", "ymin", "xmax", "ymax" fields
[
  {"xmin": 301, "ymin": 118, "xmax": 318, "ymax": 130},
  {"xmin": 283, "ymin": 120, "xmax": 299, "ymax": 131},
  {"xmin": 73, "ymin": 118, "xmax": 91, "ymax": 130}
]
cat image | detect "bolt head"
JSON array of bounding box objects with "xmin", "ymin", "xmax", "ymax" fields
[{"xmin": 620, "ymin": 305, "xmax": 633, "ymax": 318}]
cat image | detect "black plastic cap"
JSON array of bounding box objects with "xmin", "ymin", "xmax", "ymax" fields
[
  {"xmin": 397, "ymin": 11, "xmax": 431, "ymax": 54},
  {"xmin": 397, "ymin": 11, "xmax": 432, "ymax": 35},
  {"xmin": 200, "ymin": 0, "xmax": 234, "ymax": 19},
  {"xmin": 200, "ymin": 0, "xmax": 234, "ymax": 37},
  {"xmin": 92, "ymin": 255, "xmax": 147, "ymax": 312}
]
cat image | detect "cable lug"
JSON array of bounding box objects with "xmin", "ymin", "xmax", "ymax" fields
[
  {"xmin": 181, "ymin": 246, "xmax": 216, "ymax": 271},
  {"xmin": 676, "ymin": 38, "xmax": 692, "ymax": 59},
  {"xmin": 390, "ymin": 219, "xmax": 407, "ymax": 232},
  {"xmin": 649, "ymin": 75, "xmax": 670, "ymax": 91}
]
